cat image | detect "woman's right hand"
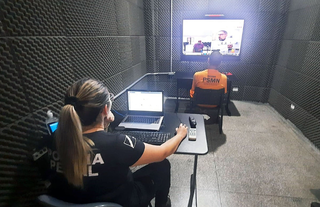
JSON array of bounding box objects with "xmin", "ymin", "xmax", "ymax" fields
[
  {"xmin": 175, "ymin": 123, "xmax": 188, "ymax": 139},
  {"xmin": 132, "ymin": 123, "xmax": 188, "ymax": 166}
]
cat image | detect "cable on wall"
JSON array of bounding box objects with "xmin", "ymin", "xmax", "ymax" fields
[{"xmin": 170, "ymin": 0, "xmax": 173, "ymax": 72}]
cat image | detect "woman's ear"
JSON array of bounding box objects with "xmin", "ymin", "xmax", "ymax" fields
[{"xmin": 102, "ymin": 105, "xmax": 109, "ymax": 116}]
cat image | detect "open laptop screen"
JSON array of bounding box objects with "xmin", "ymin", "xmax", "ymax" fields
[{"xmin": 127, "ymin": 90, "xmax": 163, "ymax": 113}]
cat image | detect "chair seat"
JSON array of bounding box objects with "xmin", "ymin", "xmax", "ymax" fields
[{"xmin": 38, "ymin": 195, "xmax": 122, "ymax": 207}]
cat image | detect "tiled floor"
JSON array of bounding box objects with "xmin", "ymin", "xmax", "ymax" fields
[{"xmin": 166, "ymin": 100, "xmax": 320, "ymax": 207}]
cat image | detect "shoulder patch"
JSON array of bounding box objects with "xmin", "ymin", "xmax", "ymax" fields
[{"xmin": 123, "ymin": 135, "xmax": 137, "ymax": 148}]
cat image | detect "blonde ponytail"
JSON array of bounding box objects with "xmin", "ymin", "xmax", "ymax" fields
[
  {"xmin": 55, "ymin": 78, "xmax": 110, "ymax": 187},
  {"xmin": 55, "ymin": 105, "xmax": 91, "ymax": 187}
]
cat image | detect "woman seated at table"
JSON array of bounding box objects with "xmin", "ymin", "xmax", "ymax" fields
[{"xmin": 47, "ymin": 78, "xmax": 188, "ymax": 207}]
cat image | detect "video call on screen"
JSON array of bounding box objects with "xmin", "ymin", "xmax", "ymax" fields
[
  {"xmin": 182, "ymin": 19, "xmax": 244, "ymax": 57},
  {"xmin": 128, "ymin": 91, "xmax": 163, "ymax": 112}
]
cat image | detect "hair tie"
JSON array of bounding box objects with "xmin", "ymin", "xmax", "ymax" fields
[{"xmin": 65, "ymin": 96, "xmax": 79, "ymax": 108}]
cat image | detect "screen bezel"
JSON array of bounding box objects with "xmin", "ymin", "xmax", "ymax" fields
[
  {"xmin": 126, "ymin": 90, "xmax": 164, "ymax": 116},
  {"xmin": 181, "ymin": 18, "xmax": 244, "ymax": 62}
]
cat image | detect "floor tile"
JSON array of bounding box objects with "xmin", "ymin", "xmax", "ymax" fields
[
  {"xmin": 220, "ymin": 191, "xmax": 319, "ymax": 207},
  {"xmin": 165, "ymin": 100, "xmax": 320, "ymax": 206}
]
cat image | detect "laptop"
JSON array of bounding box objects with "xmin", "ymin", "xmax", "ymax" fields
[{"xmin": 118, "ymin": 90, "xmax": 164, "ymax": 131}]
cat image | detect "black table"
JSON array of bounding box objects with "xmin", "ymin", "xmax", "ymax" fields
[
  {"xmin": 174, "ymin": 71, "xmax": 238, "ymax": 115},
  {"xmin": 112, "ymin": 112, "xmax": 208, "ymax": 207},
  {"xmin": 164, "ymin": 113, "xmax": 207, "ymax": 207}
]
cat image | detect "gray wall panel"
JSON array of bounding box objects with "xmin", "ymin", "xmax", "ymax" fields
[
  {"xmin": 0, "ymin": 0, "xmax": 146, "ymax": 206},
  {"xmin": 0, "ymin": 0, "xmax": 64, "ymax": 36},
  {"xmin": 0, "ymin": 38, "xmax": 30, "ymax": 128},
  {"xmin": 271, "ymin": 1, "xmax": 320, "ymax": 148}
]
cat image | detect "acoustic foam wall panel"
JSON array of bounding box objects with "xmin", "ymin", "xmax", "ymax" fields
[
  {"xmin": 131, "ymin": 6, "xmax": 146, "ymax": 36},
  {"xmin": 0, "ymin": 38, "xmax": 30, "ymax": 128},
  {"xmin": 144, "ymin": 9, "xmax": 156, "ymax": 36},
  {"xmin": 301, "ymin": 57, "xmax": 320, "ymax": 81},
  {"xmin": 0, "ymin": 0, "xmax": 64, "ymax": 36},
  {"xmin": 294, "ymin": 6, "xmax": 320, "ymax": 40},
  {"xmin": 140, "ymin": 36, "xmax": 147, "ymax": 61},
  {"xmin": 183, "ymin": 0, "xmax": 209, "ymax": 11},
  {"xmin": 157, "ymin": 60, "xmax": 171, "ymax": 72},
  {"xmin": 287, "ymin": 41, "xmax": 309, "ymax": 72},
  {"xmin": 293, "ymin": 76, "xmax": 320, "ymax": 120},
  {"xmin": 259, "ymin": 0, "xmax": 286, "ymax": 12},
  {"xmin": 271, "ymin": 91, "xmax": 291, "ymax": 119},
  {"xmin": 271, "ymin": 65, "xmax": 286, "ymax": 91},
  {"xmin": 276, "ymin": 40, "xmax": 292, "ymax": 67},
  {"xmin": 245, "ymin": 64, "xmax": 272, "ymax": 87},
  {"xmin": 250, "ymin": 40, "xmax": 277, "ymax": 65},
  {"xmin": 303, "ymin": 114, "xmax": 320, "ymax": 147},
  {"xmin": 94, "ymin": 0, "xmax": 118, "ymax": 36},
  {"xmin": 156, "ymin": 37, "xmax": 171, "ymax": 60},
  {"xmin": 172, "ymin": 60, "xmax": 189, "ymax": 72},
  {"xmin": 69, "ymin": 37, "xmax": 121, "ymax": 80},
  {"xmin": 145, "ymin": 37, "xmax": 156, "ymax": 60},
  {"xmin": 121, "ymin": 63, "xmax": 146, "ymax": 89},
  {"xmin": 270, "ymin": 0, "xmax": 320, "ymax": 149},
  {"xmin": 103, "ymin": 73, "xmax": 125, "ymax": 103},
  {"xmin": 157, "ymin": 10, "xmax": 171, "ymax": 37},
  {"xmin": 172, "ymin": 11, "xmax": 182, "ymax": 37},
  {"xmin": 311, "ymin": 9, "xmax": 320, "ymax": 41},
  {"xmin": 64, "ymin": 0, "xmax": 117, "ymax": 36},
  {"xmin": 131, "ymin": 37, "xmax": 141, "ymax": 65},
  {"xmin": 239, "ymin": 40, "xmax": 254, "ymax": 63},
  {"xmin": 243, "ymin": 87, "xmax": 270, "ymax": 102},
  {"xmin": 268, "ymin": 88, "xmax": 279, "ymax": 107},
  {"xmin": 289, "ymin": 0, "xmax": 320, "ymax": 11},
  {"xmin": 1, "ymin": 0, "xmax": 147, "ymax": 206},
  {"xmin": 172, "ymin": 37, "xmax": 181, "ymax": 61},
  {"xmin": 254, "ymin": 12, "xmax": 281, "ymax": 40},
  {"xmin": 118, "ymin": 37, "xmax": 133, "ymax": 70},
  {"xmin": 0, "ymin": 117, "xmax": 44, "ymax": 206},
  {"xmin": 305, "ymin": 41, "xmax": 320, "ymax": 59},
  {"xmin": 115, "ymin": 0, "xmax": 131, "ymax": 36},
  {"xmin": 287, "ymin": 103, "xmax": 309, "ymax": 131},
  {"xmin": 157, "ymin": 0, "xmax": 171, "ymax": 10},
  {"xmin": 12, "ymin": 37, "xmax": 73, "ymax": 112},
  {"xmin": 279, "ymin": 69, "xmax": 300, "ymax": 101}
]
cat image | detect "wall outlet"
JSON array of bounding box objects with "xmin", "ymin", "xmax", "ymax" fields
[
  {"xmin": 232, "ymin": 87, "xmax": 239, "ymax": 92},
  {"xmin": 290, "ymin": 104, "xmax": 295, "ymax": 110}
]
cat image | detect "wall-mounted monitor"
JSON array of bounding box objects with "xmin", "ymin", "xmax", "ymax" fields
[{"xmin": 182, "ymin": 19, "xmax": 244, "ymax": 61}]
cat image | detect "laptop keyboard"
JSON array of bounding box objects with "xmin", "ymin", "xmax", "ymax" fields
[
  {"xmin": 118, "ymin": 131, "xmax": 171, "ymax": 145},
  {"xmin": 124, "ymin": 116, "xmax": 160, "ymax": 124}
]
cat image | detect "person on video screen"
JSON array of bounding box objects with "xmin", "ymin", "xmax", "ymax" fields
[
  {"xmin": 190, "ymin": 51, "xmax": 227, "ymax": 107},
  {"xmin": 212, "ymin": 30, "xmax": 233, "ymax": 54},
  {"xmin": 218, "ymin": 30, "xmax": 228, "ymax": 41},
  {"xmin": 193, "ymin": 40, "xmax": 204, "ymax": 52}
]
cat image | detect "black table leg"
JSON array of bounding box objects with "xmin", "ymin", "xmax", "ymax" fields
[
  {"xmin": 188, "ymin": 155, "xmax": 198, "ymax": 207},
  {"xmin": 225, "ymin": 80, "xmax": 232, "ymax": 116}
]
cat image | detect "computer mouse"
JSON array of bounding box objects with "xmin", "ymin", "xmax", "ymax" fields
[{"xmin": 189, "ymin": 116, "xmax": 197, "ymax": 128}]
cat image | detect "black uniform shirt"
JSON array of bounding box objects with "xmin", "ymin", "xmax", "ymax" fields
[{"xmin": 47, "ymin": 131, "xmax": 145, "ymax": 203}]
